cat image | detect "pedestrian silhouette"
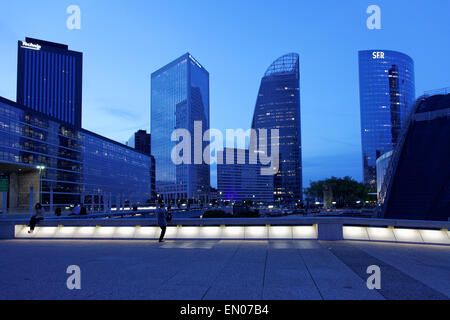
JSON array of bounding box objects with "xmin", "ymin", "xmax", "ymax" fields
[
  {"xmin": 156, "ymin": 203, "xmax": 167, "ymax": 242},
  {"xmin": 28, "ymin": 203, "xmax": 44, "ymax": 233}
]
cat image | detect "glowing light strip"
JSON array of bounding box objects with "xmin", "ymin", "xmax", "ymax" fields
[
  {"xmin": 13, "ymin": 225, "xmax": 450, "ymax": 245},
  {"xmin": 343, "ymin": 226, "xmax": 450, "ymax": 244},
  {"xmin": 15, "ymin": 225, "xmax": 317, "ymax": 240}
]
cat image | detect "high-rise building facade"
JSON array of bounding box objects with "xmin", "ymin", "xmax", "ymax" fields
[
  {"xmin": 129, "ymin": 129, "xmax": 151, "ymax": 155},
  {"xmin": 217, "ymin": 148, "xmax": 273, "ymax": 204},
  {"xmin": 81, "ymin": 129, "xmax": 151, "ymax": 205},
  {"xmin": 127, "ymin": 129, "xmax": 156, "ymax": 200},
  {"xmin": 359, "ymin": 50, "xmax": 415, "ymax": 188},
  {"xmin": 17, "ymin": 38, "xmax": 83, "ymax": 128},
  {"xmin": 0, "ymin": 38, "xmax": 151, "ymax": 212},
  {"xmin": 151, "ymin": 53, "xmax": 210, "ymax": 204},
  {"xmin": 251, "ymin": 53, "xmax": 302, "ymax": 203},
  {"xmin": 0, "ymin": 96, "xmax": 151, "ymax": 211}
]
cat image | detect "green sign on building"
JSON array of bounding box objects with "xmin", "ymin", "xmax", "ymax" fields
[{"xmin": 0, "ymin": 179, "xmax": 8, "ymax": 192}]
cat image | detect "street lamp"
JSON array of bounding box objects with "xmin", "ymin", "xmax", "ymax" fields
[{"xmin": 36, "ymin": 165, "xmax": 46, "ymax": 203}]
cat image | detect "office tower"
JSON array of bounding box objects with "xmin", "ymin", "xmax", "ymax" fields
[
  {"xmin": 217, "ymin": 148, "xmax": 273, "ymax": 204},
  {"xmin": 380, "ymin": 93, "xmax": 450, "ymax": 221},
  {"xmin": 17, "ymin": 38, "xmax": 82, "ymax": 128},
  {"xmin": 151, "ymin": 53, "xmax": 210, "ymax": 204},
  {"xmin": 359, "ymin": 50, "xmax": 415, "ymax": 188},
  {"xmin": 149, "ymin": 155, "xmax": 156, "ymax": 200},
  {"xmin": 127, "ymin": 129, "xmax": 156, "ymax": 199},
  {"xmin": 0, "ymin": 96, "xmax": 151, "ymax": 211},
  {"xmin": 0, "ymin": 38, "xmax": 151, "ymax": 212},
  {"xmin": 128, "ymin": 130, "xmax": 151, "ymax": 155},
  {"xmin": 251, "ymin": 53, "xmax": 302, "ymax": 203},
  {"xmin": 135, "ymin": 130, "xmax": 151, "ymax": 155}
]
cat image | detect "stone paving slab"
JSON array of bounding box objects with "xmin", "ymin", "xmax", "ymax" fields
[
  {"xmin": 323, "ymin": 242, "xmax": 447, "ymax": 300},
  {"xmin": 349, "ymin": 241, "xmax": 450, "ymax": 298},
  {"xmin": 298, "ymin": 242, "xmax": 384, "ymax": 300},
  {"xmin": 0, "ymin": 239, "xmax": 448, "ymax": 300}
]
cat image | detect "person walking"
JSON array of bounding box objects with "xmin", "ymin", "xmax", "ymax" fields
[
  {"xmin": 156, "ymin": 203, "xmax": 168, "ymax": 242},
  {"xmin": 28, "ymin": 203, "xmax": 44, "ymax": 233}
]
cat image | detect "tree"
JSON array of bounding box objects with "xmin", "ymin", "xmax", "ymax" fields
[{"xmin": 305, "ymin": 176, "xmax": 373, "ymax": 207}]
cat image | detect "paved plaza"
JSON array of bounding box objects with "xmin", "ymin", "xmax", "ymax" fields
[{"xmin": 0, "ymin": 239, "xmax": 449, "ymax": 300}]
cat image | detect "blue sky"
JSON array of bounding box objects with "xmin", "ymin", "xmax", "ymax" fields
[{"xmin": 0, "ymin": 0, "xmax": 449, "ymax": 188}]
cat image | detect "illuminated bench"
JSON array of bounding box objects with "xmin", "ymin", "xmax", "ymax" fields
[{"xmin": 1, "ymin": 218, "xmax": 449, "ymax": 245}]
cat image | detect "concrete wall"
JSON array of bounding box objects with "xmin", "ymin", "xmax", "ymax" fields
[
  {"xmin": 17, "ymin": 171, "xmax": 39, "ymax": 209},
  {"xmin": 0, "ymin": 192, "xmax": 6, "ymax": 213},
  {"xmin": 9, "ymin": 172, "xmax": 19, "ymax": 208},
  {"xmin": 0, "ymin": 171, "xmax": 39, "ymax": 212}
]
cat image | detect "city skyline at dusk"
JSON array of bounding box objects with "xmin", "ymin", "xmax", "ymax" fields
[
  {"xmin": 1, "ymin": 1, "xmax": 450, "ymax": 306},
  {"xmin": 1, "ymin": 1, "xmax": 449, "ymax": 187}
]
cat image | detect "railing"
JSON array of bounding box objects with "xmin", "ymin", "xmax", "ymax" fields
[
  {"xmin": 423, "ymin": 87, "xmax": 450, "ymax": 96},
  {"xmin": 5, "ymin": 216, "xmax": 447, "ymax": 228},
  {"xmin": 377, "ymin": 95, "xmax": 427, "ymax": 217},
  {"xmin": 52, "ymin": 207, "xmax": 203, "ymax": 220}
]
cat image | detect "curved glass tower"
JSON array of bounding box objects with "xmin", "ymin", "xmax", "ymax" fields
[
  {"xmin": 251, "ymin": 53, "xmax": 302, "ymax": 203},
  {"xmin": 359, "ymin": 50, "xmax": 415, "ymax": 188}
]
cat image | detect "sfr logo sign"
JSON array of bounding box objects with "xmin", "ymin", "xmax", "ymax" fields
[{"xmin": 372, "ymin": 52, "xmax": 385, "ymax": 59}]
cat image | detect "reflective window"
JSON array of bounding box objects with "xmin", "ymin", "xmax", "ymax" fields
[
  {"xmin": 151, "ymin": 53, "xmax": 210, "ymax": 202},
  {"xmin": 251, "ymin": 53, "xmax": 302, "ymax": 203},
  {"xmin": 359, "ymin": 50, "xmax": 415, "ymax": 188}
]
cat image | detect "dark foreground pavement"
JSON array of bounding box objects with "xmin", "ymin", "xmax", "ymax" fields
[{"xmin": 0, "ymin": 240, "xmax": 448, "ymax": 300}]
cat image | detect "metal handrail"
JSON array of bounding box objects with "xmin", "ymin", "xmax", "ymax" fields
[
  {"xmin": 5, "ymin": 216, "xmax": 450, "ymax": 230},
  {"xmin": 376, "ymin": 95, "xmax": 428, "ymax": 217}
]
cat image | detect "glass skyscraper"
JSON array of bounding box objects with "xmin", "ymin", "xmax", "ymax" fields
[
  {"xmin": 127, "ymin": 130, "xmax": 151, "ymax": 155},
  {"xmin": 127, "ymin": 129, "xmax": 156, "ymax": 200},
  {"xmin": 17, "ymin": 38, "xmax": 83, "ymax": 128},
  {"xmin": 358, "ymin": 50, "xmax": 415, "ymax": 188},
  {"xmin": 151, "ymin": 53, "xmax": 210, "ymax": 204},
  {"xmin": 81, "ymin": 129, "xmax": 151, "ymax": 205},
  {"xmin": 217, "ymin": 148, "xmax": 273, "ymax": 204},
  {"xmin": 0, "ymin": 96, "xmax": 83, "ymax": 208},
  {"xmin": 0, "ymin": 96, "xmax": 151, "ymax": 211},
  {"xmin": 251, "ymin": 53, "xmax": 302, "ymax": 203},
  {"xmin": 0, "ymin": 38, "xmax": 151, "ymax": 212}
]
